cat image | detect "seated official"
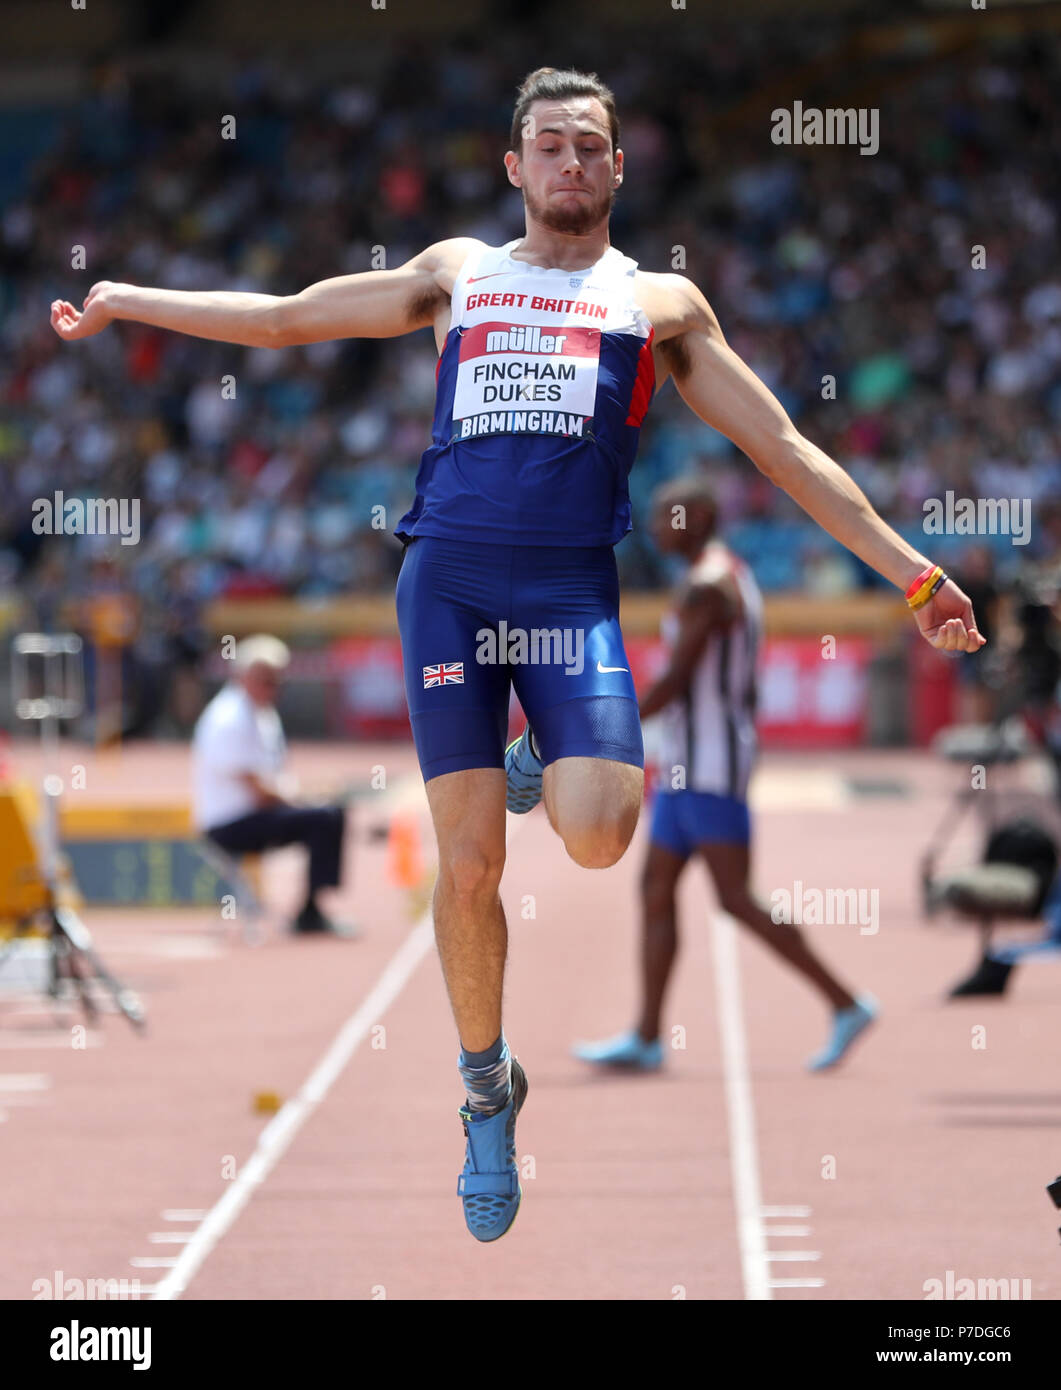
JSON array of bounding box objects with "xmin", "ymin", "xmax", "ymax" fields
[{"xmin": 192, "ymin": 635, "xmax": 354, "ymax": 937}]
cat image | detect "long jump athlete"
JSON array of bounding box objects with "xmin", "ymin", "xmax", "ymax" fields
[{"xmin": 51, "ymin": 67, "xmax": 984, "ymax": 1243}]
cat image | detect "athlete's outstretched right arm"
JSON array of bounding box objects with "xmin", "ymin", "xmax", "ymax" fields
[{"xmin": 49, "ymin": 239, "xmax": 477, "ymax": 347}]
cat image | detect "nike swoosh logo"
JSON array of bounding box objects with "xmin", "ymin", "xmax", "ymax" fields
[
  {"xmin": 466, "ymin": 272, "xmax": 506, "ymax": 284},
  {"xmin": 596, "ymin": 661, "xmax": 629, "ymax": 674}
]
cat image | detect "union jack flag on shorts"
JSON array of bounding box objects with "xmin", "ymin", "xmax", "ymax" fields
[{"xmin": 423, "ymin": 661, "xmax": 464, "ymax": 688}]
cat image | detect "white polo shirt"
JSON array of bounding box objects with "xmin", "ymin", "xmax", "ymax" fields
[{"xmin": 192, "ymin": 682, "xmax": 286, "ymax": 831}]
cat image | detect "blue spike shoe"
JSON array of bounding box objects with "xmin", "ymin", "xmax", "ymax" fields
[
  {"xmin": 805, "ymin": 995, "xmax": 879, "ymax": 1072},
  {"xmin": 572, "ymin": 1028, "xmax": 664, "ymax": 1071},
  {"xmin": 457, "ymin": 1058, "xmax": 529, "ymax": 1242},
  {"xmin": 505, "ymin": 726, "xmax": 543, "ymax": 814}
]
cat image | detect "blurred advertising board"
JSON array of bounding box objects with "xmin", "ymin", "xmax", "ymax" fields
[{"xmin": 329, "ymin": 635, "xmax": 874, "ymax": 748}]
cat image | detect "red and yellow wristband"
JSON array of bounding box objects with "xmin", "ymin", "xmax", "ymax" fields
[{"xmin": 904, "ymin": 564, "xmax": 947, "ymax": 611}]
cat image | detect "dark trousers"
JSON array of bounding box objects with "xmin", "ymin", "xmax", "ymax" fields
[{"xmin": 207, "ymin": 804, "xmax": 346, "ymax": 899}]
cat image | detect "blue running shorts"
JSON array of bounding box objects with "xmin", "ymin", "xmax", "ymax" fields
[
  {"xmin": 649, "ymin": 788, "xmax": 751, "ymax": 856},
  {"xmin": 396, "ymin": 537, "xmax": 644, "ymax": 782}
]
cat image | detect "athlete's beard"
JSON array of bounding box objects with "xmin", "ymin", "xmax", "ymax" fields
[{"xmin": 522, "ymin": 182, "xmax": 616, "ymax": 237}]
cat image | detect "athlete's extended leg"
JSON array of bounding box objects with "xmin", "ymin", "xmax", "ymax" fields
[
  {"xmin": 697, "ymin": 838, "xmax": 856, "ymax": 1010},
  {"xmin": 571, "ymin": 823, "xmax": 684, "ymax": 1070},
  {"xmin": 425, "ymin": 768, "xmax": 508, "ymax": 1053},
  {"xmin": 395, "ymin": 535, "xmax": 535, "ymax": 1241},
  {"xmin": 636, "ymin": 841, "xmax": 688, "ymax": 1042},
  {"xmin": 425, "ymin": 766, "xmax": 529, "ymax": 1240},
  {"xmin": 698, "ymin": 837, "xmax": 878, "ymax": 1069}
]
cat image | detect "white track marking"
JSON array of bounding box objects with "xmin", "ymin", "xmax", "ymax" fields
[
  {"xmin": 161, "ymin": 1210, "xmax": 206, "ymax": 1222},
  {"xmin": 370, "ymin": 773, "xmax": 438, "ymax": 816},
  {"xmin": 763, "ymin": 1207, "xmax": 825, "ymax": 1292},
  {"xmin": 0, "ymin": 1001, "xmax": 67, "ymax": 1016},
  {"xmin": 0, "ymin": 1032, "xmax": 101, "ymax": 1049},
  {"xmin": 149, "ymin": 910, "xmax": 436, "ymax": 1299},
  {"xmin": 104, "ymin": 937, "xmax": 225, "ymax": 962},
  {"xmin": 0, "ymin": 1073, "xmax": 51, "ymax": 1104},
  {"xmin": 148, "ymin": 808, "xmax": 533, "ymax": 1300},
  {"xmin": 130, "ymin": 1258, "xmax": 178, "ymax": 1269},
  {"xmin": 0, "ymin": 1073, "xmax": 50, "ymax": 1091},
  {"xmin": 710, "ymin": 911, "xmax": 771, "ymax": 1301},
  {"xmin": 147, "ymin": 1232, "xmax": 193, "ymax": 1244},
  {"xmin": 750, "ymin": 769, "xmax": 849, "ymax": 811}
]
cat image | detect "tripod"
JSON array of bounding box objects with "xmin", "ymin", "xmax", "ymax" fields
[{"xmin": 0, "ymin": 634, "xmax": 144, "ymax": 1030}]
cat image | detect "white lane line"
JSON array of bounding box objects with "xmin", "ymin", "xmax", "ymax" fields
[
  {"xmin": 0, "ymin": 1032, "xmax": 102, "ymax": 1049},
  {"xmin": 0, "ymin": 1073, "xmax": 50, "ymax": 1091},
  {"xmin": 149, "ymin": 806, "xmax": 528, "ymax": 1301},
  {"xmin": 0, "ymin": 1001, "xmax": 69, "ymax": 1016},
  {"xmin": 764, "ymin": 1225, "xmax": 812, "ymax": 1238},
  {"xmin": 0, "ymin": 1074, "xmax": 51, "ymax": 1104},
  {"xmin": 147, "ymin": 1232, "xmax": 193, "ymax": 1244},
  {"xmin": 710, "ymin": 911, "xmax": 771, "ymax": 1302},
  {"xmin": 105, "ymin": 938, "xmax": 226, "ymax": 962},
  {"xmin": 152, "ymin": 830, "xmax": 461, "ymax": 1302},
  {"xmin": 770, "ymin": 1278, "xmax": 826, "ymax": 1289},
  {"xmin": 161, "ymin": 1210, "xmax": 206, "ymax": 1222},
  {"xmin": 766, "ymin": 1250, "xmax": 822, "ymax": 1262},
  {"xmin": 151, "ymin": 912, "xmax": 436, "ymax": 1299},
  {"xmin": 130, "ymin": 1258, "xmax": 178, "ymax": 1269},
  {"xmin": 761, "ymin": 1205, "xmax": 811, "ymax": 1217},
  {"xmin": 367, "ymin": 773, "xmax": 437, "ymax": 818}
]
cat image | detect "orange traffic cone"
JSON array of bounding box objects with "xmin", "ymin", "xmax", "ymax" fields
[{"xmin": 387, "ymin": 813, "xmax": 423, "ymax": 889}]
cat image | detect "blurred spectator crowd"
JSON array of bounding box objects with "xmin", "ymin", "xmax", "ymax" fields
[{"xmin": 3, "ymin": 15, "xmax": 1061, "ymax": 637}]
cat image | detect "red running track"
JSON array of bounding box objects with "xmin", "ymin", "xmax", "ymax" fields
[{"xmin": 0, "ymin": 742, "xmax": 1058, "ymax": 1301}]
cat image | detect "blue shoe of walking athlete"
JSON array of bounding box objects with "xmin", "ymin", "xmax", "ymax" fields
[
  {"xmin": 457, "ymin": 1058, "xmax": 529, "ymax": 1242},
  {"xmin": 505, "ymin": 725, "xmax": 543, "ymax": 814},
  {"xmin": 805, "ymin": 995, "xmax": 879, "ymax": 1072},
  {"xmin": 572, "ymin": 1028, "xmax": 664, "ymax": 1071}
]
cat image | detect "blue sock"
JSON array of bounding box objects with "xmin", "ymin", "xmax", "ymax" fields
[{"xmin": 458, "ymin": 1033, "xmax": 512, "ymax": 1115}]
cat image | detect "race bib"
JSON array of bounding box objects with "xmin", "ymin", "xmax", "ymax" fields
[{"xmin": 452, "ymin": 320, "xmax": 601, "ymax": 440}]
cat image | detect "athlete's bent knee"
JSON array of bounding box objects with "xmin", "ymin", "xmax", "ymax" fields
[{"xmin": 562, "ymin": 818, "xmax": 635, "ymax": 870}]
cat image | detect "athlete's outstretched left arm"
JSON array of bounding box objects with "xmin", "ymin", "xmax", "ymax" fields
[{"xmin": 658, "ymin": 279, "xmax": 984, "ymax": 654}]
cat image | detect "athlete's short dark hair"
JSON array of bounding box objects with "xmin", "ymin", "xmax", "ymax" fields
[
  {"xmin": 510, "ymin": 67, "xmax": 619, "ymax": 156},
  {"xmin": 656, "ymin": 474, "xmax": 719, "ymax": 529}
]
